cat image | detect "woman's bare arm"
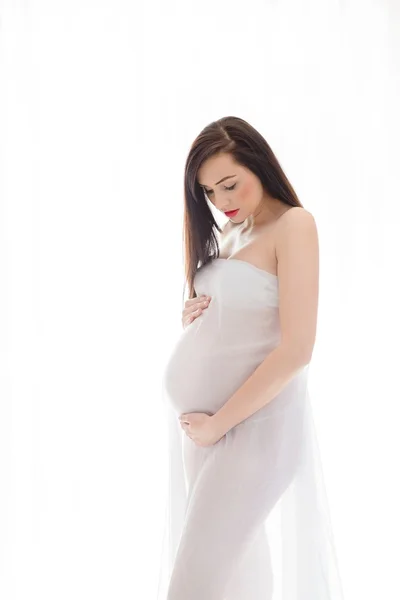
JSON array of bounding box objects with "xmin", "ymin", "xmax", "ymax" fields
[{"xmin": 211, "ymin": 208, "xmax": 319, "ymax": 434}]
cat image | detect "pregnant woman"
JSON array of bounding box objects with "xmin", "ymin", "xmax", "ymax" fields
[{"xmin": 156, "ymin": 116, "xmax": 344, "ymax": 600}]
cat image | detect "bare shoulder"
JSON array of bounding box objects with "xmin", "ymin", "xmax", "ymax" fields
[
  {"xmin": 275, "ymin": 206, "xmax": 319, "ymax": 277},
  {"xmin": 279, "ymin": 205, "xmax": 316, "ymax": 226},
  {"xmin": 275, "ymin": 207, "xmax": 318, "ymax": 245}
]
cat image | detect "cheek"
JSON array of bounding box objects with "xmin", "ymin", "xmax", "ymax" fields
[{"xmin": 237, "ymin": 180, "xmax": 253, "ymax": 202}]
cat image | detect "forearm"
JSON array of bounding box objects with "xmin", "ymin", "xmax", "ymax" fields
[{"xmin": 212, "ymin": 344, "xmax": 309, "ymax": 434}]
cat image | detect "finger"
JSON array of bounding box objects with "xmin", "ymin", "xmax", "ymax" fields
[
  {"xmin": 183, "ymin": 298, "xmax": 211, "ymax": 316},
  {"xmin": 182, "ymin": 309, "xmax": 199, "ymax": 324},
  {"xmin": 194, "ymin": 298, "xmax": 211, "ymax": 310},
  {"xmin": 182, "ymin": 315, "xmax": 194, "ymax": 328},
  {"xmin": 183, "ymin": 313, "xmax": 199, "ymax": 327},
  {"xmin": 183, "ymin": 298, "xmax": 211, "ymax": 321},
  {"xmin": 182, "ymin": 305, "xmax": 203, "ymax": 321},
  {"xmin": 185, "ymin": 295, "xmax": 210, "ymax": 307}
]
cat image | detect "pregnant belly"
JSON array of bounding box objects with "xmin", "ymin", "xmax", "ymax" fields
[{"xmin": 162, "ymin": 321, "xmax": 268, "ymax": 417}]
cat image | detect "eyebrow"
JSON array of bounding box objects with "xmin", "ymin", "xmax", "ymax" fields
[{"xmin": 199, "ymin": 174, "xmax": 236, "ymax": 188}]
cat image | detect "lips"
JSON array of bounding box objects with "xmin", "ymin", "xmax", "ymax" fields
[{"xmin": 224, "ymin": 209, "xmax": 239, "ymax": 217}]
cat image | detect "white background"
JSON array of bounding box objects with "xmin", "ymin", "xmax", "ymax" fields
[{"xmin": 1, "ymin": 1, "xmax": 399, "ymax": 598}]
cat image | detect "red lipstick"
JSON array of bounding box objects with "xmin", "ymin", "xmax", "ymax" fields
[{"xmin": 224, "ymin": 209, "xmax": 239, "ymax": 217}]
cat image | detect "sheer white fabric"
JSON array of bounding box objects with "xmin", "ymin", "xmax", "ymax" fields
[{"xmin": 156, "ymin": 258, "xmax": 344, "ymax": 600}]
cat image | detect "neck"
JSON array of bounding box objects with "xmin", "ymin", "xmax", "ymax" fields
[{"xmin": 244, "ymin": 197, "xmax": 286, "ymax": 230}]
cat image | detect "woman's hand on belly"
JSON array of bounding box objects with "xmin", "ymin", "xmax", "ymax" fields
[
  {"xmin": 179, "ymin": 411, "xmax": 226, "ymax": 447},
  {"xmin": 182, "ymin": 294, "xmax": 212, "ymax": 329}
]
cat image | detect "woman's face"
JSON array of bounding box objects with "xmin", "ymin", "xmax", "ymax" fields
[{"xmin": 197, "ymin": 152, "xmax": 265, "ymax": 223}]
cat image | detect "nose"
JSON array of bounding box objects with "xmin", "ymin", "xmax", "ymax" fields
[
  {"xmin": 206, "ymin": 191, "xmax": 232, "ymax": 212},
  {"xmin": 215, "ymin": 198, "xmax": 230, "ymax": 212}
]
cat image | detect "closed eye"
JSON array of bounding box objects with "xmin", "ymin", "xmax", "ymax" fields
[{"xmin": 205, "ymin": 183, "xmax": 236, "ymax": 196}]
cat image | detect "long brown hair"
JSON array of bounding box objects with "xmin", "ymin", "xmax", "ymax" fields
[{"xmin": 182, "ymin": 116, "xmax": 303, "ymax": 301}]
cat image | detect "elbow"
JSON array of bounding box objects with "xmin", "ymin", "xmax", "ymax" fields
[
  {"xmin": 281, "ymin": 341, "xmax": 314, "ymax": 368},
  {"xmin": 299, "ymin": 352, "xmax": 313, "ymax": 367}
]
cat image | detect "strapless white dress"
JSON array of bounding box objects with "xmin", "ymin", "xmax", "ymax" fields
[{"xmin": 156, "ymin": 258, "xmax": 345, "ymax": 600}]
